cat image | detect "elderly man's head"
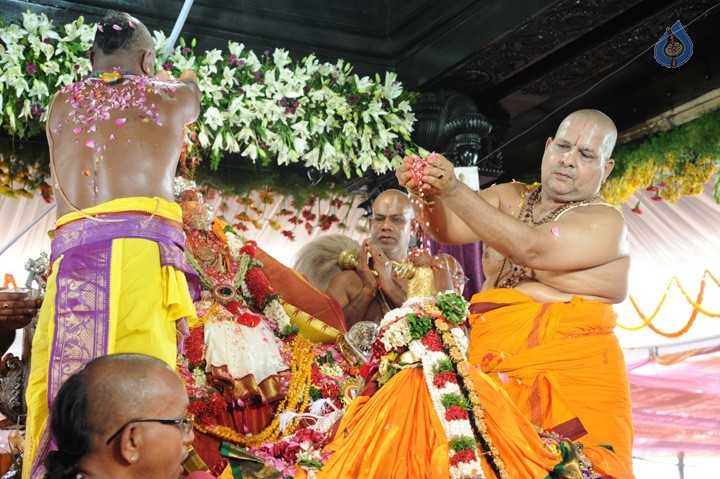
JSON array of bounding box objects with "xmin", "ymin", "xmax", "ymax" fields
[
  {"xmin": 540, "ymin": 109, "xmax": 617, "ymax": 202},
  {"xmin": 46, "ymin": 353, "xmax": 193, "ymax": 479},
  {"xmin": 370, "ymin": 189, "xmax": 416, "ymax": 262}
]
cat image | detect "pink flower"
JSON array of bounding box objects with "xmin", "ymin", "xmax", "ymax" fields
[
  {"xmin": 25, "ymin": 63, "xmax": 37, "ymax": 75},
  {"xmin": 115, "ymin": 118, "xmax": 126, "ymax": 126}
]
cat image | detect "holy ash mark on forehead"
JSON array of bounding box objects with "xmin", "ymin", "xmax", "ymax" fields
[{"xmin": 555, "ymin": 118, "xmax": 613, "ymax": 159}]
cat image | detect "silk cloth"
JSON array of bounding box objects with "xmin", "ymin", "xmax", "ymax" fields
[
  {"xmin": 23, "ymin": 197, "xmax": 198, "ymax": 479},
  {"xmin": 255, "ymin": 248, "xmax": 347, "ymax": 335},
  {"xmin": 298, "ymin": 367, "xmax": 560, "ymax": 478},
  {"xmin": 467, "ymin": 288, "xmax": 635, "ymax": 479}
]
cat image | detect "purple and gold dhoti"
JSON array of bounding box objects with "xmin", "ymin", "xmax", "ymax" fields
[{"xmin": 23, "ymin": 197, "xmax": 199, "ymax": 478}]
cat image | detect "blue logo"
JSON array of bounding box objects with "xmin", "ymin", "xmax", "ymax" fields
[{"xmin": 654, "ymin": 21, "xmax": 693, "ymax": 68}]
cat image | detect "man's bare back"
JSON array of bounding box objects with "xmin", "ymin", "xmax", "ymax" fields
[{"xmin": 48, "ymin": 73, "xmax": 199, "ymax": 217}]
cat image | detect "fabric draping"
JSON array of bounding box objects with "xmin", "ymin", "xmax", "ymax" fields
[{"xmin": 468, "ymin": 288, "xmax": 635, "ymax": 479}]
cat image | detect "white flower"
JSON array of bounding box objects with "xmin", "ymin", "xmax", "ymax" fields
[
  {"xmin": 225, "ymin": 131, "xmax": 240, "ymax": 153},
  {"xmin": 273, "ymin": 48, "xmax": 291, "ymax": 69},
  {"xmin": 382, "ymin": 71, "xmax": 403, "ymax": 100},
  {"xmin": 451, "ymin": 327, "xmax": 469, "ymax": 354},
  {"xmin": 191, "ymin": 367, "xmax": 208, "ymax": 387},
  {"xmin": 264, "ymin": 299, "xmax": 291, "ymax": 334},
  {"xmin": 380, "ymin": 307, "xmax": 413, "ymax": 328},
  {"xmin": 0, "ymin": 24, "xmax": 27, "ymax": 44},
  {"xmin": 28, "ymin": 79, "xmax": 49, "ymax": 99},
  {"xmin": 319, "ymin": 362, "xmax": 344, "ymax": 377},
  {"xmin": 380, "ymin": 319, "xmax": 411, "ymax": 351},
  {"xmin": 226, "ymin": 231, "xmax": 245, "ymax": 257},
  {"xmin": 204, "ymin": 49, "xmax": 224, "ymax": 67},
  {"xmin": 41, "ymin": 60, "xmax": 60, "ymax": 75},
  {"xmin": 197, "ymin": 127, "xmax": 211, "ymax": 148},
  {"xmin": 353, "ymin": 74, "xmax": 373, "ymax": 93},
  {"xmin": 242, "ymin": 142, "xmax": 259, "ymax": 161},
  {"xmin": 221, "ymin": 66, "xmax": 237, "ymax": 87},
  {"xmin": 203, "ymin": 107, "xmax": 225, "ymax": 131},
  {"xmin": 227, "ymin": 41, "xmax": 245, "ymax": 58}
]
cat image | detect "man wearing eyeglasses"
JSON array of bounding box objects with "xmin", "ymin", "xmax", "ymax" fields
[{"xmin": 45, "ymin": 353, "xmax": 195, "ymax": 479}]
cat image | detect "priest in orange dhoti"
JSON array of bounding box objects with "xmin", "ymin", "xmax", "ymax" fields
[{"xmin": 294, "ymin": 109, "xmax": 635, "ymax": 479}]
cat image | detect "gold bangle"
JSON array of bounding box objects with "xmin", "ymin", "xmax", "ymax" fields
[{"xmin": 362, "ymin": 285, "xmax": 377, "ymax": 297}]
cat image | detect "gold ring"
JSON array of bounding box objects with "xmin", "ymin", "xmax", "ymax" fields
[{"xmin": 1, "ymin": 302, "xmax": 9, "ymax": 309}]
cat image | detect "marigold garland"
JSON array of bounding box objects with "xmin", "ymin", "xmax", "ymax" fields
[
  {"xmin": 433, "ymin": 316, "xmax": 509, "ymax": 479},
  {"xmin": 193, "ymin": 334, "xmax": 315, "ymax": 447},
  {"xmin": 618, "ymin": 270, "xmax": 720, "ymax": 338}
]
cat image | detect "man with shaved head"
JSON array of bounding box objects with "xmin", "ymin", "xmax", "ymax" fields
[
  {"xmin": 25, "ymin": 10, "xmax": 200, "ymax": 477},
  {"xmin": 397, "ymin": 109, "xmax": 635, "ymax": 478},
  {"xmin": 45, "ymin": 353, "xmax": 194, "ymax": 479},
  {"xmin": 326, "ymin": 189, "xmax": 417, "ymax": 327}
]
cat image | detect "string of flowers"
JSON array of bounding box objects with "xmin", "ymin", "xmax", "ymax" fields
[
  {"xmin": 602, "ymin": 111, "xmax": 720, "ymax": 207},
  {"xmin": 178, "ymin": 325, "xmax": 232, "ymax": 427},
  {"xmin": 193, "ymin": 334, "xmax": 316, "ymax": 447},
  {"xmin": 371, "ymin": 292, "xmax": 508, "ymax": 479},
  {"xmin": 231, "ymin": 239, "xmax": 298, "ymax": 336},
  {"xmin": 617, "ymin": 270, "xmax": 720, "ymax": 337},
  {"xmin": 211, "ymin": 188, "xmax": 356, "ymax": 241},
  {"xmin": 0, "ymin": 11, "xmax": 419, "ymax": 199},
  {"xmin": 248, "ymin": 342, "xmax": 360, "ymax": 476}
]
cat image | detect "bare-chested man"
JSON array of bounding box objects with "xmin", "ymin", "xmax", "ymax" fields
[
  {"xmin": 24, "ymin": 11, "xmax": 200, "ymax": 478},
  {"xmin": 326, "ymin": 190, "xmax": 416, "ymax": 328},
  {"xmin": 396, "ymin": 109, "xmax": 635, "ymax": 478}
]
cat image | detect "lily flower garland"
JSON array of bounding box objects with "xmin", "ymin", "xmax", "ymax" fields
[{"xmin": 371, "ymin": 292, "xmax": 509, "ymax": 479}]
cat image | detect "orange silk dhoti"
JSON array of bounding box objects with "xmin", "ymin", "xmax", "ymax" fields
[
  {"xmin": 468, "ymin": 289, "xmax": 635, "ymax": 479},
  {"xmin": 300, "ymin": 365, "xmax": 559, "ymax": 478}
]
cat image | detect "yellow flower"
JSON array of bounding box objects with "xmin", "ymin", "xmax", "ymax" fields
[{"xmin": 98, "ymin": 70, "xmax": 123, "ymax": 83}]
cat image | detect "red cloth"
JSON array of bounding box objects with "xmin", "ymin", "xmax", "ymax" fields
[{"xmin": 256, "ymin": 247, "xmax": 347, "ymax": 333}]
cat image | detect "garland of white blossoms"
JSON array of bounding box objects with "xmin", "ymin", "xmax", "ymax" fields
[
  {"xmin": 373, "ymin": 293, "xmax": 509, "ymax": 479},
  {"xmin": 0, "ymin": 11, "xmax": 417, "ymax": 194},
  {"xmin": 232, "ymin": 240, "xmax": 294, "ymax": 336}
]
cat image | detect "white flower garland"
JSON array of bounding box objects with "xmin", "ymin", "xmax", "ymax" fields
[
  {"xmin": 263, "ymin": 297, "xmax": 292, "ymax": 335},
  {"xmin": 378, "ymin": 296, "xmax": 486, "ymax": 479}
]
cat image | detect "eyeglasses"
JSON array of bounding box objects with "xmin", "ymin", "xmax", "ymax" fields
[{"xmin": 105, "ymin": 412, "xmax": 194, "ymax": 445}]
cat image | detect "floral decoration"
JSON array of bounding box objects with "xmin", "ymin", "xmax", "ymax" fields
[
  {"xmin": 369, "ymin": 292, "xmax": 509, "ymax": 479},
  {"xmin": 245, "ymin": 339, "xmax": 360, "ymax": 476},
  {"xmin": 0, "ymin": 11, "xmax": 418, "ymax": 200},
  {"xmin": 177, "ymin": 328, "xmax": 229, "ymax": 427},
  {"xmin": 602, "ymin": 111, "xmax": 720, "ymax": 207},
  {"xmin": 232, "ymin": 239, "xmax": 297, "ymax": 336}
]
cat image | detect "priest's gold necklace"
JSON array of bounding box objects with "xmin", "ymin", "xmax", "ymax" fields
[{"xmin": 494, "ymin": 185, "xmax": 598, "ymax": 288}]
